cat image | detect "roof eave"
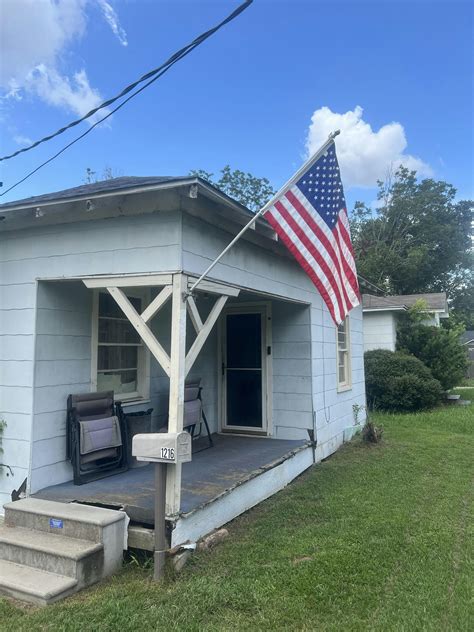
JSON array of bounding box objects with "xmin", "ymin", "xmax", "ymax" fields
[
  {"xmin": 363, "ymin": 306, "xmax": 407, "ymax": 313},
  {"xmin": 0, "ymin": 177, "xmax": 197, "ymax": 215}
]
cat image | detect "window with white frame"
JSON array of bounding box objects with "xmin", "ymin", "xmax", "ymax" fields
[
  {"xmin": 92, "ymin": 291, "xmax": 149, "ymax": 401},
  {"xmin": 337, "ymin": 317, "xmax": 351, "ymax": 390}
]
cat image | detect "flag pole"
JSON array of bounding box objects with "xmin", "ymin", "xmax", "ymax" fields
[{"xmin": 187, "ymin": 129, "xmax": 341, "ymax": 297}]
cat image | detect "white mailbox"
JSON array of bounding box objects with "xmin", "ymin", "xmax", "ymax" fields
[{"xmin": 132, "ymin": 432, "xmax": 192, "ymax": 464}]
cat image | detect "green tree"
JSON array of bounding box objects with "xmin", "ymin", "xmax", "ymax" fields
[
  {"xmin": 351, "ymin": 167, "xmax": 473, "ymax": 321},
  {"xmin": 397, "ymin": 302, "xmax": 468, "ymax": 390},
  {"xmin": 190, "ymin": 165, "xmax": 275, "ymax": 213}
]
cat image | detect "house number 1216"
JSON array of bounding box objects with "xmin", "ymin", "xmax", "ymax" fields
[{"xmin": 160, "ymin": 447, "xmax": 175, "ymax": 460}]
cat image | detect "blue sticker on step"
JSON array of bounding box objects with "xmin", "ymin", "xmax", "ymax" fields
[{"xmin": 49, "ymin": 518, "xmax": 63, "ymax": 529}]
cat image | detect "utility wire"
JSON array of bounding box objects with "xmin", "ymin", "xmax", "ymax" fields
[{"xmin": 0, "ymin": 0, "xmax": 253, "ymax": 197}]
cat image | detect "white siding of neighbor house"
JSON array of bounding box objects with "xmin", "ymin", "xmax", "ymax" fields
[
  {"xmin": 362, "ymin": 311, "xmax": 398, "ymax": 353},
  {"xmin": 0, "ymin": 212, "xmax": 182, "ymax": 503},
  {"xmin": 1, "ymin": 206, "xmax": 366, "ymax": 508}
]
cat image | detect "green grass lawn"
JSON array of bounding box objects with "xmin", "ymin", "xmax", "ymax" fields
[
  {"xmin": 451, "ymin": 387, "xmax": 474, "ymax": 401},
  {"xmin": 1, "ymin": 403, "xmax": 473, "ymax": 631}
]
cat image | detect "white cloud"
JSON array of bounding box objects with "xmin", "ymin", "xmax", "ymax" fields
[
  {"xmin": 24, "ymin": 65, "xmax": 108, "ymax": 120},
  {"xmin": 0, "ymin": 0, "xmax": 88, "ymax": 89},
  {"xmin": 0, "ymin": 0, "xmax": 127, "ymax": 120},
  {"xmin": 13, "ymin": 134, "xmax": 33, "ymax": 146},
  {"xmin": 305, "ymin": 106, "xmax": 432, "ymax": 188},
  {"xmin": 97, "ymin": 0, "xmax": 128, "ymax": 46}
]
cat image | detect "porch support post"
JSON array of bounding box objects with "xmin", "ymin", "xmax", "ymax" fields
[{"xmin": 165, "ymin": 273, "xmax": 188, "ymax": 515}]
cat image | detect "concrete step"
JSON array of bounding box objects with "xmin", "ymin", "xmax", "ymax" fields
[
  {"xmin": 1, "ymin": 499, "xmax": 126, "ymax": 605},
  {"xmin": 5, "ymin": 498, "xmax": 125, "ymax": 544},
  {"xmin": 0, "ymin": 524, "xmax": 103, "ymax": 585},
  {"xmin": 0, "ymin": 559, "xmax": 78, "ymax": 606}
]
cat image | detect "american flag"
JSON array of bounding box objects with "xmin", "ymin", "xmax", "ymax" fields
[{"xmin": 264, "ymin": 142, "xmax": 360, "ymax": 325}]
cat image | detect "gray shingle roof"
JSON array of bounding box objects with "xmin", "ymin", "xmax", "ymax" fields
[
  {"xmin": 362, "ymin": 294, "xmax": 407, "ymax": 310},
  {"xmin": 0, "ymin": 176, "xmax": 192, "ymax": 210},
  {"xmin": 362, "ymin": 292, "xmax": 448, "ymax": 312}
]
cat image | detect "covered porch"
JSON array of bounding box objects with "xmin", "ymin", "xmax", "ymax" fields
[
  {"xmin": 33, "ymin": 434, "xmax": 312, "ymax": 547},
  {"xmin": 29, "ymin": 270, "xmax": 315, "ymax": 544}
]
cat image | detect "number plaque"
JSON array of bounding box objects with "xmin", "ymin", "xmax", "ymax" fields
[{"xmin": 132, "ymin": 432, "xmax": 192, "ymax": 464}]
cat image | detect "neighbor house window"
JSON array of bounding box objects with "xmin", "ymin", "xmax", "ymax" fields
[
  {"xmin": 92, "ymin": 291, "xmax": 149, "ymax": 401},
  {"xmin": 337, "ymin": 317, "xmax": 351, "ymax": 390}
]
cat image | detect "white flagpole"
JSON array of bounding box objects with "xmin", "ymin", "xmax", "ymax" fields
[{"xmin": 187, "ymin": 129, "xmax": 341, "ymax": 296}]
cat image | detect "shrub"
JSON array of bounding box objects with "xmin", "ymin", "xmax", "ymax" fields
[
  {"xmin": 364, "ymin": 349, "xmax": 443, "ymax": 412},
  {"xmin": 397, "ymin": 308, "xmax": 468, "ymax": 390}
]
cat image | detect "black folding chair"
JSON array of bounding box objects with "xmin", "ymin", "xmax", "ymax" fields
[{"xmin": 67, "ymin": 391, "xmax": 128, "ymax": 485}]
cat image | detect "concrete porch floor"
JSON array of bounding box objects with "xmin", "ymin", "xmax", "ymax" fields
[{"xmin": 33, "ymin": 435, "xmax": 309, "ymax": 526}]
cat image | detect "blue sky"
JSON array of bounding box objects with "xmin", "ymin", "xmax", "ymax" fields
[{"xmin": 1, "ymin": 0, "xmax": 473, "ymax": 210}]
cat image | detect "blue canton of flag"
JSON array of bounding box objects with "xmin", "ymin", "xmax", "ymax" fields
[{"xmin": 296, "ymin": 144, "xmax": 346, "ymax": 230}]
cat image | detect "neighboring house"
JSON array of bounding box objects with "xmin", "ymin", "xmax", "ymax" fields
[
  {"xmin": 362, "ymin": 292, "xmax": 449, "ymax": 353},
  {"xmin": 0, "ymin": 176, "xmax": 366, "ymax": 545},
  {"xmin": 461, "ymin": 331, "xmax": 474, "ymax": 379}
]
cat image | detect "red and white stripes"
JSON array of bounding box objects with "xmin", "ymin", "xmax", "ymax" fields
[{"xmin": 265, "ymin": 186, "xmax": 360, "ymax": 325}]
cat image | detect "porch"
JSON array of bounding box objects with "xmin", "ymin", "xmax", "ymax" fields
[
  {"xmin": 33, "ymin": 435, "xmax": 312, "ymax": 547},
  {"xmin": 24, "ymin": 268, "xmax": 316, "ymax": 546}
]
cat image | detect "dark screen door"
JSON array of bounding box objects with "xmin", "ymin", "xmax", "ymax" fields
[{"xmin": 224, "ymin": 312, "xmax": 264, "ymax": 429}]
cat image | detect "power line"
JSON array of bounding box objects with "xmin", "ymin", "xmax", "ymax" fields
[{"xmin": 0, "ymin": 0, "xmax": 253, "ymax": 198}]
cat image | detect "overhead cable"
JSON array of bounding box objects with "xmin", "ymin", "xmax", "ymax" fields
[{"xmin": 0, "ymin": 0, "xmax": 253, "ymax": 197}]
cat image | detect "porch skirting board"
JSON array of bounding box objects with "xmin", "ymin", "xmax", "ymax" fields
[
  {"xmin": 170, "ymin": 445, "xmax": 314, "ymax": 547},
  {"xmin": 314, "ymin": 430, "xmax": 346, "ymax": 463}
]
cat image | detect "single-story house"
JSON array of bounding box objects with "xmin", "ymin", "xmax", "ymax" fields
[
  {"xmin": 0, "ymin": 176, "xmax": 366, "ymax": 546},
  {"xmin": 362, "ymin": 292, "xmax": 449, "ymax": 353}
]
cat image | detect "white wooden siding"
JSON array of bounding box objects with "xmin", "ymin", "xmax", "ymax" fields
[
  {"xmin": 1, "ymin": 206, "xmax": 366, "ymax": 507},
  {"xmin": 271, "ymin": 301, "xmax": 312, "ymax": 440},
  {"xmin": 29, "ymin": 282, "xmax": 92, "ymax": 492},
  {"xmin": 181, "ymin": 213, "xmax": 366, "ymax": 452},
  {"xmin": 363, "ymin": 311, "xmax": 397, "ymax": 352},
  {"xmin": 0, "ymin": 212, "xmax": 182, "ymax": 504}
]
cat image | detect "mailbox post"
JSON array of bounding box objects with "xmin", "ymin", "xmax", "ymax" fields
[{"xmin": 132, "ymin": 432, "xmax": 192, "ymax": 580}]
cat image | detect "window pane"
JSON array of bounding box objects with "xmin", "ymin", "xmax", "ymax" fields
[
  {"xmin": 97, "ymin": 369, "xmax": 138, "ymax": 394},
  {"xmin": 226, "ymin": 369, "xmax": 262, "ymax": 427},
  {"xmin": 99, "ymin": 293, "xmax": 141, "ymax": 318},
  {"xmin": 99, "ymin": 318, "xmax": 140, "ymax": 343},
  {"xmin": 226, "ymin": 314, "xmax": 262, "ymax": 368},
  {"xmin": 338, "ymin": 350, "xmax": 346, "ymax": 366},
  {"xmin": 338, "ymin": 365, "xmax": 346, "ymax": 384},
  {"xmin": 98, "ymin": 346, "xmax": 138, "ymax": 371}
]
